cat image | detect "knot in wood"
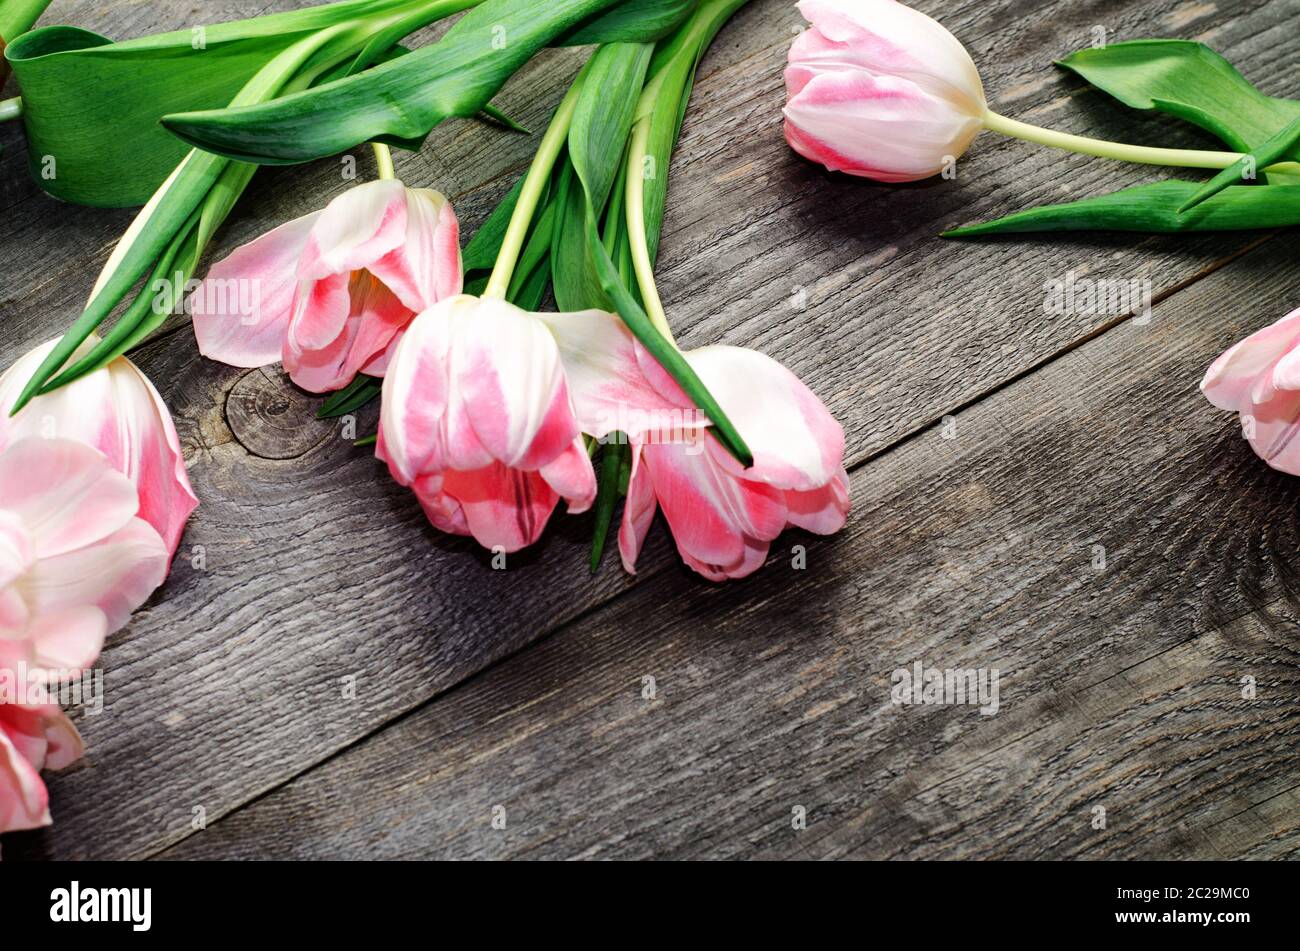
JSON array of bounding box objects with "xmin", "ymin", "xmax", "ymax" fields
[{"xmin": 225, "ymin": 367, "xmax": 335, "ymax": 460}]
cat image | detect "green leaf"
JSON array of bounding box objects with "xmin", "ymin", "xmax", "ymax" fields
[
  {"xmin": 0, "ymin": 0, "xmax": 51, "ymax": 42},
  {"xmin": 318, "ymin": 375, "xmax": 383, "ymax": 418},
  {"xmin": 1178, "ymin": 115, "xmax": 1300, "ymax": 212},
  {"xmin": 561, "ymin": 0, "xmax": 699, "ymax": 46},
  {"xmin": 160, "ymin": 0, "xmax": 692, "ymax": 166},
  {"xmin": 6, "ymin": 0, "xmax": 418, "ymax": 206},
  {"xmin": 636, "ymin": 0, "xmax": 746, "ymax": 260},
  {"xmin": 553, "ymin": 42, "xmax": 652, "ymax": 311},
  {"xmin": 13, "ymin": 22, "xmax": 358, "ymax": 409},
  {"xmin": 479, "ymin": 103, "xmax": 530, "ymax": 134},
  {"xmin": 943, "ymin": 179, "xmax": 1300, "ymax": 236},
  {"xmin": 589, "ymin": 437, "xmax": 628, "ymax": 572},
  {"xmin": 1057, "ymin": 40, "xmax": 1300, "ymax": 152},
  {"xmin": 463, "ymin": 177, "xmax": 526, "ymax": 275},
  {"xmin": 582, "ymin": 195, "xmax": 752, "ymax": 467}
]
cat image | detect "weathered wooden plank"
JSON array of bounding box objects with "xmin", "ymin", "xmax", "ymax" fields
[
  {"xmin": 4, "ymin": 0, "xmax": 1299, "ymax": 860},
  {"xmin": 157, "ymin": 233, "xmax": 1300, "ymax": 860}
]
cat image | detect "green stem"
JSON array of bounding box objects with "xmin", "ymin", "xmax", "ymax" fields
[
  {"xmin": 0, "ymin": 98, "xmax": 22, "ymax": 123},
  {"xmin": 983, "ymin": 110, "xmax": 1300, "ymax": 175},
  {"xmin": 622, "ymin": 0, "xmax": 751, "ymax": 345},
  {"xmin": 625, "ymin": 118, "xmax": 674, "ymax": 344},
  {"xmin": 483, "ymin": 77, "xmax": 585, "ymax": 300},
  {"xmin": 372, "ymin": 142, "xmax": 396, "ymax": 179}
]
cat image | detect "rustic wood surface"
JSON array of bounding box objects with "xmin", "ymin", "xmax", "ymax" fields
[{"xmin": 1, "ymin": 0, "xmax": 1297, "ymax": 860}]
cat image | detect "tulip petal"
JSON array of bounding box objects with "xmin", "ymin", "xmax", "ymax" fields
[
  {"xmin": 39, "ymin": 709, "xmax": 84, "ymax": 771},
  {"xmin": 680, "ymin": 534, "xmax": 771, "ymax": 581},
  {"xmin": 191, "ymin": 209, "xmax": 321, "ymax": 368},
  {"xmin": 618, "ymin": 444, "xmax": 658, "ymax": 575},
  {"xmin": 686, "ymin": 345, "xmax": 845, "ymax": 491},
  {"xmin": 410, "ymin": 472, "xmax": 471, "ymax": 537},
  {"xmin": 109, "ymin": 361, "xmax": 200, "ymax": 559},
  {"xmin": 23, "ymin": 605, "xmax": 109, "ymax": 673},
  {"xmin": 367, "ymin": 188, "xmax": 463, "ymax": 313},
  {"xmin": 0, "ymin": 342, "xmax": 198, "ymax": 559},
  {"xmin": 21, "ymin": 517, "xmax": 168, "ymax": 636},
  {"xmin": 454, "ymin": 300, "xmax": 576, "ymax": 469},
  {"xmin": 287, "ymin": 272, "xmax": 352, "ymax": 354},
  {"xmin": 538, "ymin": 437, "xmax": 598, "ymax": 514},
  {"xmin": 643, "ymin": 443, "xmax": 787, "ymax": 569},
  {"xmin": 0, "ymin": 725, "xmax": 51, "ymax": 832},
  {"xmin": 1201, "ymin": 307, "xmax": 1300, "ymax": 411},
  {"xmin": 286, "ymin": 271, "xmax": 414, "ymax": 393},
  {"xmin": 795, "ymin": 0, "xmax": 985, "ymax": 110},
  {"xmin": 0, "ymin": 439, "xmax": 138, "ymax": 559},
  {"xmin": 785, "ymin": 468, "xmax": 851, "ymax": 534},
  {"xmin": 379, "ymin": 299, "xmax": 491, "ymax": 483},
  {"xmin": 785, "ymin": 69, "xmax": 982, "ymax": 182},
  {"xmin": 442, "ymin": 462, "xmax": 560, "ymax": 553},
  {"xmin": 0, "ymin": 511, "xmax": 34, "ymax": 590},
  {"xmin": 538, "ymin": 309, "xmax": 697, "ymax": 441},
  {"xmin": 297, "ymin": 179, "xmax": 408, "ymax": 281}
]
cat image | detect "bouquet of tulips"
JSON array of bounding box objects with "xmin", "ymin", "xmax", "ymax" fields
[
  {"xmin": 1, "ymin": 0, "xmax": 852, "ymax": 838},
  {"xmin": 3, "ymin": 0, "xmax": 1299, "ymax": 842}
]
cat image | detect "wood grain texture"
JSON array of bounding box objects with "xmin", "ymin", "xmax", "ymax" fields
[
  {"xmin": 160, "ymin": 233, "xmax": 1300, "ymax": 860},
  {"xmin": 0, "ymin": 0, "xmax": 1296, "ymax": 860}
]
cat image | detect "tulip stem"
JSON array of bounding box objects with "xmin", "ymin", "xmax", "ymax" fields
[
  {"xmin": 0, "ymin": 98, "xmax": 22, "ymax": 123},
  {"xmin": 483, "ymin": 78, "xmax": 585, "ymax": 300},
  {"xmin": 982, "ymin": 110, "xmax": 1300, "ymax": 175},
  {"xmin": 625, "ymin": 118, "xmax": 675, "ymax": 345},
  {"xmin": 372, "ymin": 142, "xmax": 396, "ymax": 180}
]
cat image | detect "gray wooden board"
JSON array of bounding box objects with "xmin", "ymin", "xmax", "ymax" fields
[
  {"xmin": 160, "ymin": 233, "xmax": 1300, "ymax": 860},
  {"xmin": 0, "ymin": 0, "xmax": 1296, "ymax": 859}
]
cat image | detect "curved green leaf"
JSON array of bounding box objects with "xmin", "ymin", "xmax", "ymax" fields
[
  {"xmin": 1058, "ymin": 40, "xmax": 1300, "ymax": 152},
  {"xmin": 553, "ymin": 42, "xmax": 652, "ymax": 311},
  {"xmin": 943, "ymin": 180, "xmax": 1300, "ymax": 236},
  {"xmin": 6, "ymin": 0, "xmax": 422, "ymax": 206},
  {"xmin": 1178, "ymin": 115, "xmax": 1300, "ymax": 212},
  {"xmin": 160, "ymin": 0, "xmax": 698, "ymax": 166}
]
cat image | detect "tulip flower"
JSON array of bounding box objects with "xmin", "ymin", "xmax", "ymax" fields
[
  {"xmin": 0, "ymin": 438, "xmax": 169, "ymax": 673},
  {"xmin": 546, "ymin": 310, "xmax": 851, "ymax": 580},
  {"xmin": 1201, "ymin": 306, "xmax": 1300, "ymax": 474},
  {"xmin": 783, "ymin": 0, "xmax": 987, "ymax": 182},
  {"xmin": 377, "ymin": 295, "xmax": 598, "ymax": 553},
  {"xmin": 192, "ymin": 177, "xmax": 463, "ymax": 393},
  {"xmin": 783, "ymin": 0, "xmax": 1297, "ymax": 185},
  {"xmin": 0, "ymin": 339, "xmax": 198, "ymax": 558},
  {"xmin": 0, "ymin": 682, "xmax": 82, "ymax": 836}
]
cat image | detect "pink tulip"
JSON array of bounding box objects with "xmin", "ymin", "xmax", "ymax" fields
[
  {"xmin": 0, "ymin": 437, "xmax": 173, "ymax": 836},
  {"xmin": 0, "ymin": 340, "xmax": 198, "ymax": 558},
  {"xmin": 783, "ymin": 0, "xmax": 986, "ymax": 182},
  {"xmin": 377, "ymin": 295, "xmax": 597, "ymax": 553},
  {"xmin": 546, "ymin": 311, "xmax": 851, "ymax": 580},
  {"xmin": 0, "ymin": 688, "xmax": 82, "ymax": 836},
  {"xmin": 1201, "ymin": 305, "xmax": 1300, "ymax": 474},
  {"xmin": 0, "ymin": 438, "xmax": 168, "ymax": 674},
  {"xmin": 191, "ymin": 179, "xmax": 462, "ymax": 393}
]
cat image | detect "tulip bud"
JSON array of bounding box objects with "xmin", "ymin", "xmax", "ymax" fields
[
  {"xmin": 783, "ymin": 0, "xmax": 987, "ymax": 182},
  {"xmin": 378, "ymin": 295, "xmax": 597, "ymax": 554},
  {"xmin": 0, "ymin": 339, "xmax": 198, "ymax": 558},
  {"xmin": 191, "ymin": 178, "xmax": 462, "ymax": 394},
  {"xmin": 1201, "ymin": 305, "xmax": 1300, "ymax": 475}
]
